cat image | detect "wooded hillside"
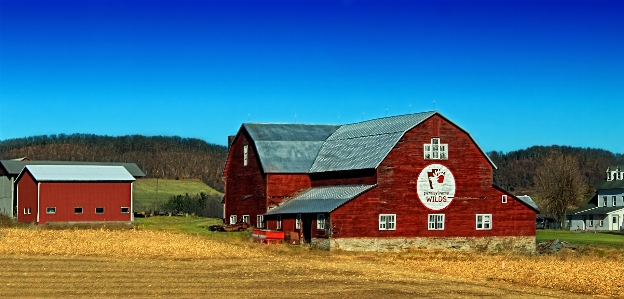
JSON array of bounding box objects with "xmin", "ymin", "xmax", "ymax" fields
[
  {"xmin": 489, "ymin": 145, "xmax": 624, "ymax": 195},
  {"xmin": 0, "ymin": 134, "xmax": 228, "ymax": 192}
]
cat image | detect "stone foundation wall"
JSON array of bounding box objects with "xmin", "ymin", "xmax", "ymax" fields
[
  {"xmin": 329, "ymin": 236, "xmax": 536, "ymax": 253},
  {"xmin": 310, "ymin": 238, "xmax": 331, "ymax": 250}
]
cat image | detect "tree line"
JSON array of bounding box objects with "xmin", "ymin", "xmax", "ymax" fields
[
  {"xmin": 0, "ymin": 134, "xmax": 228, "ymax": 192},
  {"xmin": 163, "ymin": 192, "xmax": 223, "ymax": 218}
]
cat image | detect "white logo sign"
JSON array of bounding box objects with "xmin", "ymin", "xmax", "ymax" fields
[{"xmin": 417, "ymin": 164, "xmax": 456, "ymax": 211}]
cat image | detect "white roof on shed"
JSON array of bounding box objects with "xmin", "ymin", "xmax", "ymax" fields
[{"xmin": 22, "ymin": 165, "xmax": 135, "ymax": 182}]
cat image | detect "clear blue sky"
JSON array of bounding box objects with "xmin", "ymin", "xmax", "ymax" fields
[{"xmin": 1, "ymin": 0, "xmax": 623, "ymax": 153}]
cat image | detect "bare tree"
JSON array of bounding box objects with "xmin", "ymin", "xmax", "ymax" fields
[{"xmin": 534, "ymin": 152, "xmax": 586, "ymax": 229}]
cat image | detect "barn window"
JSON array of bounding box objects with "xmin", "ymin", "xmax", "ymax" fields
[
  {"xmin": 476, "ymin": 214, "xmax": 491, "ymax": 230},
  {"xmin": 230, "ymin": 215, "xmax": 237, "ymax": 224},
  {"xmin": 46, "ymin": 207, "xmax": 56, "ymax": 214},
  {"xmin": 95, "ymin": 207, "xmax": 105, "ymax": 214},
  {"xmin": 121, "ymin": 207, "xmax": 130, "ymax": 214},
  {"xmin": 243, "ymin": 145, "xmax": 248, "ymax": 166},
  {"xmin": 316, "ymin": 214, "xmax": 325, "ymax": 230},
  {"xmin": 74, "ymin": 207, "xmax": 83, "ymax": 214},
  {"xmin": 501, "ymin": 195, "xmax": 507, "ymax": 204},
  {"xmin": 256, "ymin": 215, "xmax": 264, "ymax": 228},
  {"xmin": 378, "ymin": 214, "xmax": 396, "ymax": 230},
  {"xmin": 296, "ymin": 214, "xmax": 301, "ymax": 230},
  {"xmin": 242, "ymin": 215, "xmax": 250, "ymax": 224},
  {"xmin": 428, "ymin": 214, "xmax": 445, "ymax": 230},
  {"xmin": 277, "ymin": 215, "xmax": 282, "ymax": 230},
  {"xmin": 424, "ymin": 138, "xmax": 448, "ymax": 160}
]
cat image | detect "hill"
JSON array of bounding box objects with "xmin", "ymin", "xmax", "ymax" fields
[
  {"xmin": 133, "ymin": 178, "xmax": 222, "ymax": 212},
  {"xmin": 489, "ymin": 145, "xmax": 624, "ymax": 195},
  {"xmin": 0, "ymin": 134, "xmax": 228, "ymax": 192}
]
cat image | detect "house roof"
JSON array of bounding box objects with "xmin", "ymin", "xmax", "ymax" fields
[
  {"xmin": 236, "ymin": 111, "xmax": 496, "ymax": 174},
  {"xmin": 515, "ymin": 195, "xmax": 539, "ymax": 211},
  {"xmin": 568, "ymin": 206, "xmax": 624, "ymax": 216},
  {"xmin": 596, "ymin": 179, "xmax": 624, "ymax": 190},
  {"xmin": 18, "ymin": 165, "xmax": 136, "ymax": 182},
  {"xmin": 264, "ymin": 184, "xmax": 377, "ymax": 215},
  {"xmin": 0, "ymin": 160, "xmax": 146, "ymax": 178},
  {"xmin": 242, "ymin": 123, "xmax": 340, "ymax": 173}
]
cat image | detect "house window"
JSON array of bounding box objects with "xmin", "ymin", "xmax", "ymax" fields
[
  {"xmin": 603, "ymin": 196, "xmax": 608, "ymax": 207},
  {"xmin": 296, "ymin": 214, "xmax": 301, "ymax": 230},
  {"xmin": 74, "ymin": 207, "xmax": 83, "ymax": 214},
  {"xmin": 428, "ymin": 214, "xmax": 445, "ymax": 230},
  {"xmin": 613, "ymin": 196, "xmax": 617, "ymax": 207},
  {"xmin": 256, "ymin": 215, "xmax": 264, "ymax": 228},
  {"xmin": 588, "ymin": 215, "xmax": 593, "ymax": 227},
  {"xmin": 379, "ymin": 214, "xmax": 396, "ymax": 230},
  {"xmin": 614, "ymin": 215, "xmax": 619, "ymax": 224},
  {"xmin": 423, "ymin": 138, "xmax": 448, "ymax": 160},
  {"xmin": 121, "ymin": 207, "xmax": 130, "ymax": 214},
  {"xmin": 242, "ymin": 215, "xmax": 250, "ymax": 224},
  {"xmin": 229, "ymin": 215, "xmax": 237, "ymax": 224},
  {"xmin": 243, "ymin": 145, "xmax": 248, "ymax": 166},
  {"xmin": 476, "ymin": 214, "xmax": 492, "ymax": 230},
  {"xmin": 501, "ymin": 195, "xmax": 507, "ymax": 204},
  {"xmin": 46, "ymin": 207, "xmax": 56, "ymax": 214},
  {"xmin": 316, "ymin": 214, "xmax": 325, "ymax": 230},
  {"xmin": 277, "ymin": 215, "xmax": 282, "ymax": 230},
  {"xmin": 95, "ymin": 207, "xmax": 105, "ymax": 214},
  {"xmin": 599, "ymin": 217, "xmax": 604, "ymax": 227}
]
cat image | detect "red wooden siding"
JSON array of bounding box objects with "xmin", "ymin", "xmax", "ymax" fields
[
  {"xmin": 37, "ymin": 182, "xmax": 132, "ymax": 224},
  {"xmin": 16, "ymin": 171, "xmax": 38, "ymax": 223},
  {"xmin": 329, "ymin": 115, "xmax": 535, "ymax": 238},
  {"xmin": 223, "ymin": 131, "xmax": 268, "ymax": 227}
]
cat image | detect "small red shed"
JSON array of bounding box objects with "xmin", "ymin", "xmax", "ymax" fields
[{"xmin": 16, "ymin": 165, "xmax": 135, "ymax": 224}]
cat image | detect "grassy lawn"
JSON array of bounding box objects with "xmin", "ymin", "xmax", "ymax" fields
[
  {"xmin": 133, "ymin": 178, "xmax": 222, "ymax": 211},
  {"xmin": 536, "ymin": 229, "xmax": 624, "ymax": 247},
  {"xmin": 132, "ymin": 215, "xmax": 252, "ymax": 242}
]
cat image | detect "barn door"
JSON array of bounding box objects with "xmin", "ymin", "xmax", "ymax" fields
[{"xmin": 302, "ymin": 215, "xmax": 312, "ymax": 243}]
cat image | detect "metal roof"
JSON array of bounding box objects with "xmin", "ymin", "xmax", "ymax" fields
[
  {"xmin": 515, "ymin": 195, "xmax": 539, "ymax": 211},
  {"xmin": 241, "ymin": 123, "xmax": 340, "ymax": 173},
  {"xmin": 596, "ymin": 179, "xmax": 624, "ymax": 190},
  {"xmin": 20, "ymin": 165, "xmax": 136, "ymax": 182},
  {"xmin": 568, "ymin": 206, "xmax": 624, "ymax": 216},
  {"xmin": 265, "ymin": 184, "xmax": 377, "ymax": 215},
  {"xmin": 0, "ymin": 160, "xmax": 146, "ymax": 177}
]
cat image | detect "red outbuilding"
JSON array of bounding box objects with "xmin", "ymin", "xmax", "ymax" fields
[
  {"xmin": 223, "ymin": 111, "xmax": 539, "ymax": 252},
  {"xmin": 16, "ymin": 165, "xmax": 135, "ymax": 224}
]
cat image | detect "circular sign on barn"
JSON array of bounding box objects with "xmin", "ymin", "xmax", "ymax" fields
[{"xmin": 417, "ymin": 164, "xmax": 456, "ymax": 211}]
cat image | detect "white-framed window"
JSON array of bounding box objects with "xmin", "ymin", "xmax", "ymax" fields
[
  {"xmin": 243, "ymin": 145, "xmax": 248, "ymax": 166},
  {"xmin": 277, "ymin": 215, "xmax": 282, "ymax": 230},
  {"xmin": 603, "ymin": 196, "xmax": 608, "ymax": 207},
  {"xmin": 296, "ymin": 214, "xmax": 301, "ymax": 229},
  {"xmin": 501, "ymin": 195, "xmax": 507, "ymax": 204},
  {"xmin": 74, "ymin": 207, "xmax": 83, "ymax": 214},
  {"xmin": 316, "ymin": 214, "xmax": 325, "ymax": 230},
  {"xmin": 121, "ymin": 207, "xmax": 130, "ymax": 214},
  {"xmin": 613, "ymin": 215, "xmax": 619, "ymax": 224},
  {"xmin": 476, "ymin": 214, "xmax": 492, "ymax": 230},
  {"xmin": 95, "ymin": 207, "xmax": 105, "ymax": 214},
  {"xmin": 379, "ymin": 214, "xmax": 396, "ymax": 230},
  {"xmin": 588, "ymin": 215, "xmax": 594, "ymax": 227},
  {"xmin": 46, "ymin": 207, "xmax": 56, "ymax": 214},
  {"xmin": 242, "ymin": 215, "xmax": 250, "ymax": 224},
  {"xmin": 256, "ymin": 215, "xmax": 264, "ymax": 228},
  {"xmin": 428, "ymin": 214, "xmax": 445, "ymax": 230},
  {"xmin": 229, "ymin": 215, "xmax": 237, "ymax": 224},
  {"xmin": 599, "ymin": 218, "xmax": 604, "ymax": 227},
  {"xmin": 613, "ymin": 196, "xmax": 617, "ymax": 207},
  {"xmin": 424, "ymin": 138, "xmax": 448, "ymax": 160},
  {"xmin": 23, "ymin": 207, "xmax": 31, "ymax": 215}
]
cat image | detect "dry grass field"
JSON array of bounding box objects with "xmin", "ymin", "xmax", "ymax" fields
[{"xmin": 0, "ymin": 225, "xmax": 621, "ymax": 298}]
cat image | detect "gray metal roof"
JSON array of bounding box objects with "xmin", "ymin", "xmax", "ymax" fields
[
  {"xmin": 515, "ymin": 195, "xmax": 539, "ymax": 211},
  {"xmin": 242, "ymin": 123, "xmax": 340, "ymax": 173},
  {"xmin": 568, "ymin": 206, "xmax": 624, "ymax": 216},
  {"xmin": 265, "ymin": 184, "xmax": 377, "ymax": 215},
  {"xmin": 0, "ymin": 160, "xmax": 145, "ymax": 177},
  {"xmin": 20, "ymin": 165, "xmax": 136, "ymax": 182}
]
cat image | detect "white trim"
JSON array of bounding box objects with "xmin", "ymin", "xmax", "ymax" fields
[
  {"xmin": 37, "ymin": 182, "xmax": 40, "ymax": 223},
  {"xmin": 131, "ymin": 182, "xmax": 134, "ymax": 221},
  {"xmin": 16, "ymin": 184, "xmax": 19, "ymax": 221}
]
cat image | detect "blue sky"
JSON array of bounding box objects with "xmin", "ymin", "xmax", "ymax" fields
[{"xmin": 1, "ymin": 0, "xmax": 623, "ymax": 153}]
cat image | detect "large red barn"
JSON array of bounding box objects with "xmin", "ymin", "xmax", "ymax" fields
[
  {"xmin": 16, "ymin": 165, "xmax": 135, "ymax": 224},
  {"xmin": 223, "ymin": 111, "xmax": 538, "ymax": 252}
]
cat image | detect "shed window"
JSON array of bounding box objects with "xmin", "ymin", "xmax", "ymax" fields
[
  {"xmin": 256, "ymin": 215, "xmax": 264, "ymax": 228},
  {"xmin": 476, "ymin": 214, "xmax": 491, "ymax": 230},
  {"xmin": 46, "ymin": 207, "xmax": 56, "ymax": 214},
  {"xmin": 243, "ymin": 145, "xmax": 248, "ymax": 166},
  {"xmin": 229, "ymin": 215, "xmax": 237, "ymax": 225},
  {"xmin": 316, "ymin": 214, "xmax": 325, "ymax": 230},
  {"xmin": 379, "ymin": 214, "xmax": 396, "ymax": 230},
  {"xmin": 74, "ymin": 207, "xmax": 83, "ymax": 214},
  {"xmin": 95, "ymin": 207, "xmax": 105, "ymax": 214},
  {"xmin": 121, "ymin": 207, "xmax": 130, "ymax": 214},
  {"xmin": 428, "ymin": 214, "xmax": 445, "ymax": 230}
]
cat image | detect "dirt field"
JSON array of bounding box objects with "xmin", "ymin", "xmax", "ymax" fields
[{"xmin": 0, "ymin": 228, "xmax": 619, "ymax": 298}]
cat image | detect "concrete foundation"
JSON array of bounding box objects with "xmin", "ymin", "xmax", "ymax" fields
[{"xmin": 329, "ymin": 236, "xmax": 536, "ymax": 253}]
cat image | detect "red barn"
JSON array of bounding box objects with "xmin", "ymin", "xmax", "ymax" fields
[
  {"xmin": 223, "ymin": 111, "xmax": 538, "ymax": 252},
  {"xmin": 16, "ymin": 165, "xmax": 135, "ymax": 224}
]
